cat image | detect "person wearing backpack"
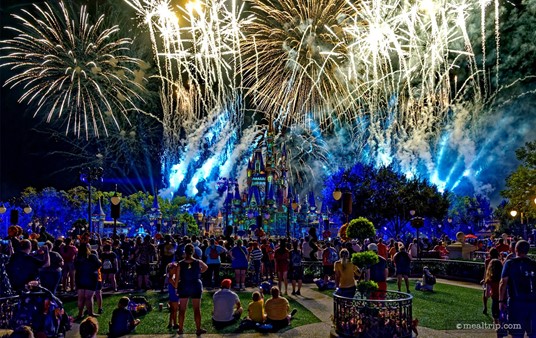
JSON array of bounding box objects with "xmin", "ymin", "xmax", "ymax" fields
[
  {"xmin": 100, "ymin": 244, "xmax": 118, "ymax": 292},
  {"xmin": 499, "ymin": 240, "xmax": 536, "ymax": 338},
  {"xmin": 322, "ymin": 241, "xmax": 338, "ymax": 285},
  {"xmin": 289, "ymin": 240, "xmax": 303, "ymax": 296},
  {"xmin": 204, "ymin": 238, "xmax": 227, "ymax": 289}
]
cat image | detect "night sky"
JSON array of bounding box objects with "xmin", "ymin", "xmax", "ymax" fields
[{"xmin": 1, "ymin": 0, "xmax": 536, "ymax": 205}]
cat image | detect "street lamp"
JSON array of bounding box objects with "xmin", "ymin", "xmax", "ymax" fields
[
  {"xmin": 80, "ymin": 167, "xmax": 103, "ymax": 233},
  {"xmin": 409, "ymin": 209, "xmax": 424, "ymax": 258},
  {"xmin": 110, "ymin": 188, "xmax": 121, "ymax": 238},
  {"xmin": 149, "ymin": 194, "xmax": 162, "ymax": 234}
]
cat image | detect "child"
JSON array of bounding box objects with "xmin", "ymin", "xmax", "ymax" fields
[
  {"xmin": 166, "ymin": 262, "xmax": 180, "ymax": 329},
  {"xmin": 108, "ymin": 297, "xmax": 140, "ymax": 338},
  {"xmin": 238, "ymin": 291, "xmax": 265, "ymax": 331},
  {"xmin": 247, "ymin": 291, "xmax": 266, "ymax": 324},
  {"xmin": 484, "ymin": 259, "xmax": 503, "ymax": 324}
]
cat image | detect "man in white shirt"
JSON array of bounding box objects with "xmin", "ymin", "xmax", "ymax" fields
[
  {"xmin": 212, "ymin": 279, "xmax": 243, "ymax": 329},
  {"xmin": 302, "ymin": 237, "xmax": 312, "ymax": 261}
]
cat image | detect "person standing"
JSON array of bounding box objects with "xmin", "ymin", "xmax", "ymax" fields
[
  {"xmin": 229, "ymin": 239, "xmax": 249, "ymax": 291},
  {"xmin": 499, "ymin": 240, "xmax": 536, "ymax": 338},
  {"xmin": 134, "ymin": 235, "xmax": 157, "ymax": 291},
  {"xmin": 289, "ymin": 240, "xmax": 303, "ymax": 296},
  {"xmin": 204, "ymin": 238, "xmax": 226, "ymax": 289},
  {"xmin": 249, "ymin": 242, "xmax": 263, "ymax": 286},
  {"xmin": 366, "ymin": 243, "xmax": 388, "ymax": 299},
  {"xmin": 393, "ymin": 244, "xmax": 411, "ymax": 293},
  {"xmin": 334, "ymin": 249, "xmax": 359, "ymax": 298},
  {"xmin": 274, "ymin": 240, "xmax": 290, "ymax": 295},
  {"xmin": 7, "ymin": 239, "xmax": 50, "ymax": 292},
  {"xmin": 322, "ymin": 242, "xmax": 338, "ymax": 285},
  {"xmin": 74, "ymin": 244, "xmax": 101, "ymax": 319},
  {"xmin": 100, "ymin": 244, "xmax": 118, "ymax": 292},
  {"xmin": 39, "ymin": 241, "xmax": 64, "ymax": 293},
  {"xmin": 177, "ymin": 244, "xmax": 208, "ymax": 335},
  {"xmin": 166, "ymin": 261, "xmax": 180, "ymax": 329},
  {"xmin": 377, "ymin": 239, "xmax": 388, "ymax": 260},
  {"xmin": 59, "ymin": 237, "xmax": 77, "ymax": 293}
]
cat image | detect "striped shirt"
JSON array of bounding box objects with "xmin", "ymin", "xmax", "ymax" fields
[{"xmin": 250, "ymin": 248, "xmax": 263, "ymax": 261}]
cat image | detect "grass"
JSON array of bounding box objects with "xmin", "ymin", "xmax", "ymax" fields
[
  {"xmin": 315, "ymin": 280, "xmax": 487, "ymax": 330},
  {"xmin": 63, "ymin": 290, "xmax": 320, "ymax": 335}
]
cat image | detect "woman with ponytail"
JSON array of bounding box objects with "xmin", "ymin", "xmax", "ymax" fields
[{"xmin": 334, "ymin": 249, "xmax": 360, "ymax": 298}]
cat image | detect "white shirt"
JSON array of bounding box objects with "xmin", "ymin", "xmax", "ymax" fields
[
  {"xmin": 302, "ymin": 241, "xmax": 312, "ymax": 258},
  {"xmin": 212, "ymin": 289, "xmax": 239, "ymax": 322}
]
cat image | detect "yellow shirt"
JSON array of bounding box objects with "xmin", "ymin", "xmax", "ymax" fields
[
  {"xmin": 265, "ymin": 297, "xmax": 289, "ymax": 321},
  {"xmin": 334, "ymin": 261, "xmax": 359, "ymax": 288},
  {"xmin": 248, "ymin": 299, "xmax": 265, "ymax": 323}
]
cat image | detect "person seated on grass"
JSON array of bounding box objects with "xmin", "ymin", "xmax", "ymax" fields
[
  {"xmin": 212, "ymin": 279, "xmax": 243, "ymax": 329},
  {"xmin": 238, "ymin": 290, "xmax": 267, "ymax": 331},
  {"xmin": 415, "ymin": 266, "xmax": 436, "ymax": 292},
  {"xmin": 264, "ymin": 286, "xmax": 297, "ymax": 331},
  {"xmin": 247, "ymin": 291, "xmax": 266, "ymax": 324},
  {"xmin": 108, "ymin": 297, "xmax": 140, "ymax": 338},
  {"xmin": 80, "ymin": 317, "xmax": 98, "ymax": 338}
]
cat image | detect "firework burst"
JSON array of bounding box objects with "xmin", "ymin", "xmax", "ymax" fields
[
  {"xmin": 1, "ymin": 1, "xmax": 146, "ymax": 138},
  {"xmin": 242, "ymin": 0, "xmax": 355, "ymax": 127}
]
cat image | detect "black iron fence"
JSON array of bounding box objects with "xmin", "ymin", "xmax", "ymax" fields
[
  {"xmin": 333, "ymin": 291, "xmax": 413, "ymax": 338},
  {"xmin": 0, "ymin": 295, "xmax": 19, "ymax": 329}
]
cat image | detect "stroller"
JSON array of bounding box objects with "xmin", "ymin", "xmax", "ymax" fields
[{"xmin": 11, "ymin": 281, "xmax": 71, "ymax": 337}]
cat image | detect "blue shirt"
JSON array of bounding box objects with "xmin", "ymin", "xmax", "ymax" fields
[
  {"xmin": 205, "ymin": 245, "xmax": 226, "ymax": 264},
  {"xmin": 501, "ymin": 256, "xmax": 536, "ymax": 302},
  {"xmin": 230, "ymin": 246, "xmax": 248, "ymax": 269}
]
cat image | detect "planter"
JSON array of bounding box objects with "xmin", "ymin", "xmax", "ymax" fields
[{"xmin": 333, "ymin": 291, "xmax": 413, "ymax": 338}]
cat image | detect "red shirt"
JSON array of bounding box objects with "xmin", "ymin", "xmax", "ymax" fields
[{"xmin": 377, "ymin": 243, "xmax": 388, "ymax": 259}]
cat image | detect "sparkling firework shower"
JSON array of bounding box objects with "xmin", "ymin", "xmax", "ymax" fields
[
  {"xmin": 123, "ymin": 0, "xmax": 510, "ymax": 208},
  {"xmin": 1, "ymin": 1, "xmax": 147, "ymax": 138}
]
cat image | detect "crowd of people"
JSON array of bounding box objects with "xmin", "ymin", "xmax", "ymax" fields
[{"xmin": 1, "ymin": 222, "xmax": 535, "ymax": 337}]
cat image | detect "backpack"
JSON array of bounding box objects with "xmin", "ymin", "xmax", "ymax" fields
[
  {"xmin": 509, "ymin": 257, "xmax": 536, "ymax": 300},
  {"xmin": 209, "ymin": 246, "xmax": 219, "ymax": 259},
  {"xmin": 102, "ymin": 259, "xmax": 113, "ymax": 271},
  {"xmin": 325, "ymin": 248, "xmax": 338, "ymax": 265},
  {"xmin": 163, "ymin": 243, "xmax": 175, "ymax": 257},
  {"xmin": 128, "ymin": 296, "xmax": 152, "ymax": 317},
  {"xmin": 290, "ymin": 250, "xmax": 302, "ymax": 267}
]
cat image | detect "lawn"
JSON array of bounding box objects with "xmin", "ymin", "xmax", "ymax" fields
[
  {"xmin": 62, "ymin": 290, "xmax": 320, "ymax": 335},
  {"xmin": 316, "ymin": 280, "xmax": 488, "ymax": 330}
]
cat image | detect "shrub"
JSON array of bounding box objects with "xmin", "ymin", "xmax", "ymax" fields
[
  {"xmin": 346, "ymin": 217, "xmax": 375, "ymax": 242},
  {"xmin": 352, "ymin": 250, "xmax": 379, "ymax": 269},
  {"xmin": 356, "ymin": 280, "xmax": 378, "ymax": 298}
]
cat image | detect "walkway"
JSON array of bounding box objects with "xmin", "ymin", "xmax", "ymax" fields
[{"xmin": 0, "ymin": 280, "xmax": 508, "ymax": 337}]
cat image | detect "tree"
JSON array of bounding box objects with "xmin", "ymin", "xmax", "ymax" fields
[
  {"xmin": 501, "ymin": 141, "xmax": 536, "ymax": 222},
  {"xmin": 323, "ymin": 163, "xmax": 450, "ymax": 237},
  {"xmin": 346, "ymin": 217, "xmax": 376, "ymax": 242}
]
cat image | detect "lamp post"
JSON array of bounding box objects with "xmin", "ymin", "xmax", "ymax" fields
[
  {"xmin": 92, "ymin": 197, "xmax": 105, "ymax": 236},
  {"xmin": 80, "ymin": 167, "xmax": 103, "ymax": 233},
  {"xmin": 149, "ymin": 194, "xmax": 162, "ymax": 234},
  {"xmin": 110, "ymin": 188, "xmax": 121, "ymax": 238},
  {"xmin": 409, "ymin": 209, "xmax": 424, "ymax": 258}
]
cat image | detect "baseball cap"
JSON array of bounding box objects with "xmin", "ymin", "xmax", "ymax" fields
[
  {"xmin": 221, "ymin": 279, "xmax": 232, "ymax": 289},
  {"xmin": 367, "ymin": 243, "xmax": 378, "ymax": 252}
]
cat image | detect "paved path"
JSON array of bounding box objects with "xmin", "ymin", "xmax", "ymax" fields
[{"xmin": 1, "ymin": 280, "xmax": 509, "ymax": 337}]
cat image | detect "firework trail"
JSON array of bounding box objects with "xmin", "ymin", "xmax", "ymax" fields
[
  {"xmin": 124, "ymin": 0, "xmax": 250, "ymax": 181},
  {"xmin": 125, "ymin": 0, "xmax": 515, "ymax": 206},
  {"xmin": 1, "ymin": 1, "xmax": 147, "ymax": 139}
]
